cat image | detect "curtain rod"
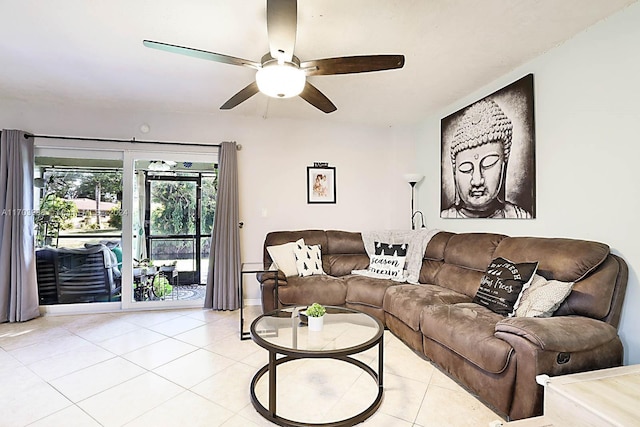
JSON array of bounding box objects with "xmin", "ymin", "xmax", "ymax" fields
[{"xmin": 25, "ymin": 133, "xmax": 221, "ymax": 148}]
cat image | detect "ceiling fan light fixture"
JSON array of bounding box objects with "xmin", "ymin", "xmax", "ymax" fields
[{"xmin": 256, "ymin": 62, "xmax": 305, "ymax": 98}]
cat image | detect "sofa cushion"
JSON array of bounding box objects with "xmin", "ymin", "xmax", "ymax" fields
[
  {"xmin": 554, "ymin": 255, "xmax": 622, "ymax": 321},
  {"xmin": 433, "ymin": 264, "xmax": 486, "ymax": 297},
  {"xmin": 383, "ymin": 284, "xmax": 471, "ymax": 331},
  {"xmin": 277, "ymin": 275, "xmax": 347, "ymax": 307},
  {"xmin": 472, "ymin": 257, "xmax": 538, "ymax": 316},
  {"xmin": 443, "ymin": 233, "xmax": 507, "ymax": 271},
  {"xmin": 325, "ymin": 230, "xmax": 366, "ymax": 255},
  {"xmin": 493, "ymin": 237, "xmax": 609, "ymax": 282},
  {"xmin": 344, "ymin": 274, "xmax": 399, "ymax": 309},
  {"xmin": 421, "ymin": 303, "xmax": 514, "ymax": 374},
  {"xmin": 325, "ymin": 254, "xmax": 370, "ymax": 276},
  {"xmin": 515, "ymin": 274, "xmax": 574, "ymax": 318}
]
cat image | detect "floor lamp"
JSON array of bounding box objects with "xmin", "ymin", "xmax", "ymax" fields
[{"xmin": 403, "ymin": 173, "xmax": 424, "ymax": 230}]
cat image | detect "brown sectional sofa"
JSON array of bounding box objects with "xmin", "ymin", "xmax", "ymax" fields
[{"xmin": 257, "ymin": 230, "xmax": 628, "ymax": 421}]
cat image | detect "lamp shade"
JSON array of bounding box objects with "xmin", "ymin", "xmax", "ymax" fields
[
  {"xmin": 256, "ymin": 63, "xmax": 306, "ymax": 98},
  {"xmin": 403, "ymin": 173, "xmax": 424, "ymax": 184}
]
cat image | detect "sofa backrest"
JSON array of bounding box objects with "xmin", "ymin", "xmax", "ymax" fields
[
  {"xmin": 421, "ymin": 231, "xmax": 628, "ymax": 327},
  {"xmin": 263, "ymin": 230, "xmax": 368, "ymax": 276}
]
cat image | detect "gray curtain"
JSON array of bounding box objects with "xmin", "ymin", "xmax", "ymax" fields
[
  {"xmin": 205, "ymin": 141, "xmax": 240, "ymax": 310},
  {"xmin": 0, "ymin": 130, "xmax": 40, "ymax": 322}
]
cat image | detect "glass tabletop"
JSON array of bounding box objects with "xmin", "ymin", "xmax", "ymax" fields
[
  {"xmin": 251, "ymin": 306, "xmax": 383, "ymax": 355},
  {"xmin": 241, "ymin": 262, "xmax": 273, "ymax": 273}
]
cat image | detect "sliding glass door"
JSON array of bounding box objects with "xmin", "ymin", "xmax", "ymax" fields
[
  {"xmin": 128, "ymin": 156, "xmax": 217, "ymax": 308},
  {"xmin": 33, "ymin": 142, "xmax": 218, "ymax": 313}
]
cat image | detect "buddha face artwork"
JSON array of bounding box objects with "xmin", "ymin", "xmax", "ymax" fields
[{"xmin": 440, "ymin": 74, "xmax": 536, "ymax": 219}]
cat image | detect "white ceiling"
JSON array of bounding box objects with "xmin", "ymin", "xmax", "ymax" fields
[{"xmin": 0, "ymin": 0, "xmax": 635, "ymax": 127}]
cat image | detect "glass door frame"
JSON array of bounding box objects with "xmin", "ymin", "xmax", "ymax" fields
[{"xmin": 121, "ymin": 150, "xmax": 218, "ymax": 310}]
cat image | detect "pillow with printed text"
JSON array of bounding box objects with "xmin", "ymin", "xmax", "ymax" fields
[
  {"xmin": 472, "ymin": 257, "xmax": 538, "ymax": 316},
  {"xmin": 366, "ymin": 241, "xmax": 408, "ymax": 281}
]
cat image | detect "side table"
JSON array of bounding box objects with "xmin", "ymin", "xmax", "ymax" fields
[{"xmin": 239, "ymin": 262, "xmax": 277, "ymax": 340}]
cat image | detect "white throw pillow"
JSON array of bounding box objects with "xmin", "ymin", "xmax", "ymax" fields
[
  {"xmin": 267, "ymin": 238, "xmax": 305, "ymax": 277},
  {"xmin": 515, "ymin": 274, "xmax": 574, "ymax": 318},
  {"xmin": 293, "ymin": 243, "xmax": 325, "ymax": 277}
]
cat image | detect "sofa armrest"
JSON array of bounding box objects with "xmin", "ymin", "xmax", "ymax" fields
[
  {"xmin": 495, "ymin": 315, "xmax": 623, "ymax": 420},
  {"xmin": 495, "ymin": 316, "xmax": 619, "ymax": 353},
  {"xmin": 256, "ymin": 270, "xmax": 286, "ymax": 283},
  {"xmin": 257, "ymin": 270, "xmax": 287, "ymax": 313}
]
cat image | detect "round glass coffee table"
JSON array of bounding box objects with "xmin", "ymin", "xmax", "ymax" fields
[{"xmin": 250, "ymin": 306, "xmax": 384, "ymax": 427}]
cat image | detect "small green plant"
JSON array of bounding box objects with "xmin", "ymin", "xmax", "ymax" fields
[
  {"xmin": 306, "ymin": 303, "xmax": 326, "ymax": 317},
  {"xmin": 153, "ymin": 275, "xmax": 173, "ymax": 297}
]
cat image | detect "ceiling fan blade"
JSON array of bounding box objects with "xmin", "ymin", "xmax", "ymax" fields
[
  {"xmin": 301, "ymin": 55, "xmax": 405, "ymax": 76},
  {"xmin": 220, "ymin": 82, "xmax": 260, "ymax": 110},
  {"xmin": 299, "ymin": 82, "xmax": 337, "ymax": 114},
  {"xmin": 266, "ymin": 0, "xmax": 297, "ymax": 62},
  {"xmin": 143, "ymin": 40, "xmax": 260, "ymax": 69}
]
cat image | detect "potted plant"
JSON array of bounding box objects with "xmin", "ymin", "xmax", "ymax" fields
[{"xmin": 306, "ymin": 302, "xmax": 326, "ymax": 331}]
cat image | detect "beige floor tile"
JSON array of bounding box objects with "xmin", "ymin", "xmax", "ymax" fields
[
  {"xmin": 55, "ymin": 313, "xmax": 118, "ymax": 332},
  {"xmin": 360, "ymin": 411, "xmax": 414, "ymax": 426},
  {"xmin": 96, "ymin": 327, "xmax": 166, "ymax": 355},
  {"xmin": 122, "ymin": 337, "xmax": 197, "ymax": 369},
  {"xmin": 184, "ymin": 308, "xmax": 236, "ymax": 323},
  {"xmin": 0, "ymin": 325, "xmax": 72, "ymax": 352},
  {"xmin": 0, "ymin": 367, "xmax": 72, "ymax": 426},
  {"xmin": 27, "ymin": 342, "xmax": 115, "ymax": 381},
  {"xmin": 28, "ymin": 405, "xmax": 102, "ymax": 427},
  {"xmin": 153, "ymin": 348, "xmax": 235, "ymax": 388},
  {"xmin": 147, "ymin": 315, "xmax": 206, "ymax": 337},
  {"xmin": 239, "ymin": 346, "xmax": 271, "ymax": 368},
  {"xmin": 204, "ymin": 332, "xmax": 262, "ymax": 361},
  {"xmin": 320, "ymin": 374, "xmax": 381, "ymax": 424},
  {"xmin": 429, "ymin": 365, "xmax": 467, "ymax": 391},
  {"xmin": 375, "ymin": 371, "xmax": 429, "ymax": 423},
  {"xmin": 77, "ymin": 372, "xmax": 184, "ymax": 426},
  {"xmin": 0, "ymin": 347, "xmax": 23, "ymax": 375},
  {"xmin": 415, "ymin": 384, "xmax": 502, "ymax": 427},
  {"xmin": 9, "ymin": 333, "xmax": 90, "ymax": 365},
  {"xmin": 237, "ymin": 402, "xmax": 287, "ymax": 427},
  {"xmin": 50, "ymin": 357, "xmax": 146, "ymax": 402},
  {"xmin": 383, "ymin": 343, "xmax": 435, "ymax": 384},
  {"xmin": 191, "ymin": 362, "xmax": 256, "ymax": 412},
  {"xmin": 116, "ymin": 310, "xmax": 185, "ymax": 327},
  {"xmin": 173, "ymin": 322, "xmax": 235, "ymax": 347},
  {"xmin": 219, "ymin": 413, "xmax": 262, "ymax": 427},
  {"xmin": 67, "ymin": 318, "xmax": 139, "ymax": 343},
  {"xmin": 123, "ymin": 390, "xmax": 234, "ymax": 427}
]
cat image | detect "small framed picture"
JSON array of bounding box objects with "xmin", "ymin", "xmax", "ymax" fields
[{"xmin": 307, "ymin": 166, "xmax": 336, "ymax": 204}]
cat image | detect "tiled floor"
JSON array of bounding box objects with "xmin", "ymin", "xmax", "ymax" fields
[{"xmin": 0, "ymin": 308, "xmax": 503, "ymax": 426}]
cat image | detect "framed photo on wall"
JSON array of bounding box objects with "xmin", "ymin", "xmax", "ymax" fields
[
  {"xmin": 440, "ymin": 73, "xmax": 536, "ymax": 219},
  {"xmin": 307, "ymin": 166, "xmax": 336, "ymax": 204}
]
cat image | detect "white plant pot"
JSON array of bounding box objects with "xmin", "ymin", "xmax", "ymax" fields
[{"xmin": 308, "ymin": 315, "xmax": 324, "ymax": 331}]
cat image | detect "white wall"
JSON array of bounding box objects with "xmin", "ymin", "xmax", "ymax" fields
[
  {"xmin": 417, "ymin": 3, "xmax": 640, "ymax": 364},
  {"xmin": 0, "ymin": 99, "xmax": 417, "ymax": 302}
]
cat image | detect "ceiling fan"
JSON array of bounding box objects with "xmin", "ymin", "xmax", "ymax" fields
[{"xmin": 143, "ymin": 0, "xmax": 405, "ymax": 113}]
